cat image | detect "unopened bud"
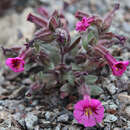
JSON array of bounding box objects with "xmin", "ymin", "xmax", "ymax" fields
[
  {"xmin": 102, "ymin": 3, "xmax": 120, "ymax": 31},
  {"xmin": 27, "ymin": 13, "xmax": 47, "ymax": 27},
  {"xmin": 37, "ymin": 6, "xmax": 49, "ymax": 18},
  {"xmin": 56, "ymin": 28, "xmax": 69, "ymax": 45},
  {"xmin": 48, "ymin": 16, "xmax": 59, "ymax": 31},
  {"xmin": 75, "ymin": 10, "xmax": 89, "ymax": 20}
]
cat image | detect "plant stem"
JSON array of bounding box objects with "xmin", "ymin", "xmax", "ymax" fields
[{"xmin": 59, "ymin": 45, "xmax": 64, "ymax": 64}]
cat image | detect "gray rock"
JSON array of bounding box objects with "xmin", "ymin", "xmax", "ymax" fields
[
  {"xmin": 0, "ymin": 87, "xmax": 7, "ymax": 95},
  {"xmin": 118, "ymin": 93, "xmax": 130, "ymax": 105},
  {"xmin": 102, "ymin": 100, "xmax": 118, "ymax": 110},
  {"xmin": 109, "ymin": 102, "xmax": 118, "ymax": 110},
  {"xmin": 124, "ymin": 0, "xmax": 130, "ymax": 8},
  {"xmin": 65, "ymin": 13, "xmax": 76, "ymax": 29},
  {"xmin": 66, "ymin": 5, "xmax": 77, "ymax": 14},
  {"xmin": 22, "ymin": 78, "xmax": 32, "ymax": 84},
  {"xmin": 0, "ymin": 8, "xmax": 35, "ymax": 52},
  {"xmin": 31, "ymin": 100, "xmax": 38, "ymax": 106},
  {"xmin": 43, "ymin": 128, "xmax": 52, "ymax": 130},
  {"xmin": 120, "ymin": 116, "xmax": 127, "ymax": 122},
  {"xmin": 39, "ymin": 119, "xmax": 50, "ymax": 125},
  {"xmin": 120, "ymin": 75, "xmax": 129, "ymax": 83},
  {"xmin": 13, "ymin": 113, "xmax": 25, "ymax": 128},
  {"xmin": 57, "ymin": 113, "xmax": 69, "ymax": 122},
  {"xmin": 0, "ymin": 76, "xmax": 4, "ymax": 85},
  {"xmin": 114, "ymin": 128, "xmax": 122, "ymax": 130},
  {"xmin": 125, "ymin": 128, "xmax": 130, "ymax": 130},
  {"xmin": 18, "ymin": 104, "xmax": 25, "ymax": 111},
  {"xmin": 128, "ymin": 121, "xmax": 130, "ymax": 127},
  {"xmin": 25, "ymin": 107, "xmax": 33, "ymax": 112},
  {"xmin": 123, "ymin": 22, "xmax": 130, "ymax": 33},
  {"xmin": 104, "ymin": 114, "xmax": 118, "ymax": 123},
  {"xmin": 39, "ymin": 0, "xmax": 50, "ymax": 5},
  {"xmin": 45, "ymin": 111, "xmax": 53, "ymax": 120},
  {"xmin": 25, "ymin": 113, "xmax": 38, "ymax": 130},
  {"xmin": 62, "ymin": 125, "xmax": 81, "ymax": 130},
  {"xmin": 106, "ymin": 83, "xmax": 117, "ymax": 95},
  {"xmin": 125, "ymin": 106, "xmax": 130, "ymax": 117},
  {"xmin": 0, "ymin": 128, "xmax": 7, "ymax": 130},
  {"xmin": 72, "ymin": 119, "xmax": 79, "ymax": 124},
  {"xmin": 55, "ymin": 124, "xmax": 61, "ymax": 130}
]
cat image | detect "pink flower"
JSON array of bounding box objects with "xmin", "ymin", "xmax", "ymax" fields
[
  {"xmin": 104, "ymin": 53, "xmax": 129, "ymax": 76},
  {"xmin": 73, "ymin": 98, "xmax": 104, "ymax": 127},
  {"xmin": 6, "ymin": 57, "xmax": 25, "ymax": 72},
  {"xmin": 76, "ymin": 17, "xmax": 94, "ymax": 32}
]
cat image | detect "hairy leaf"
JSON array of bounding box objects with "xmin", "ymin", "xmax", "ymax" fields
[
  {"xmin": 71, "ymin": 63, "xmax": 81, "ymax": 71},
  {"xmin": 40, "ymin": 44, "xmax": 60, "ymax": 64},
  {"xmin": 89, "ymin": 85, "xmax": 103, "ymax": 96},
  {"xmin": 63, "ymin": 71, "xmax": 75, "ymax": 86},
  {"xmin": 85, "ymin": 75, "xmax": 98, "ymax": 84}
]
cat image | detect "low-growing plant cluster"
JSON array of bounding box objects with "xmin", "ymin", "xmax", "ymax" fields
[{"xmin": 3, "ymin": 3, "xmax": 129, "ymax": 127}]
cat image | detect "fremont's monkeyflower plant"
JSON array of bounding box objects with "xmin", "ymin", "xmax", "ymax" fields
[{"xmin": 3, "ymin": 3, "xmax": 129, "ymax": 128}]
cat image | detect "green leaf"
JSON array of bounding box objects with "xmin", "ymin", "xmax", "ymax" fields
[
  {"xmin": 71, "ymin": 63, "xmax": 81, "ymax": 71},
  {"xmin": 82, "ymin": 39, "xmax": 88, "ymax": 50},
  {"xmin": 40, "ymin": 44, "xmax": 60, "ymax": 64},
  {"xmin": 85, "ymin": 75, "xmax": 98, "ymax": 84},
  {"xmin": 30, "ymin": 75, "xmax": 35, "ymax": 81},
  {"xmin": 89, "ymin": 85, "xmax": 103, "ymax": 97},
  {"xmin": 38, "ymin": 71, "xmax": 44, "ymax": 81},
  {"xmin": 34, "ymin": 43, "xmax": 40, "ymax": 52},
  {"xmin": 82, "ymin": 31, "xmax": 95, "ymax": 50},
  {"xmin": 63, "ymin": 71, "xmax": 75, "ymax": 86},
  {"xmin": 24, "ymin": 63, "xmax": 33, "ymax": 71},
  {"xmin": 42, "ymin": 73, "xmax": 55, "ymax": 84},
  {"xmin": 65, "ymin": 37, "xmax": 81, "ymax": 53},
  {"xmin": 48, "ymin": 63, "xmax": 55, "ymax": 70},
  {"xmin": 60, "ymin": 84, "xmax": 70, "ymax": 92},
  {"xmin": 87, "ymin": 31, "xmax": 95, "ymax": 42}
]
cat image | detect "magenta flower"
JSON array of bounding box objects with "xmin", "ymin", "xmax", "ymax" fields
[
  {"xmin": 104, "ymin": 53, "xmax": 129, "ymax": 76},
  {"xmin": 73, "ymin": 98, "xmax": 104, "ymax": 127},
  {"xmin": 76, "ymin": 17, "xmax": 94, "ymax": 32},
  {"xmin": 6, "ymin": 57, "xmax": 25, "ymax": 72}
]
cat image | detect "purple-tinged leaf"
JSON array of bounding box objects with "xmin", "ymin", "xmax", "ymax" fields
[
  {"xmin": 102, "ymin": 3, "xmax": 120, "ymax": 31},
  {"xmin": 37, "ymin": 6, "xmax": 49, "ymax": 18},
  {"xmin": 48, "ymin": 16, "xmax": 59, "ymax": 31},
  {"xmin": 27, "ymin": 13, "xmax": 47, "ymax": 27},
  {"xmin": 75, "ymin": 10, "xmax": 90, "ymax": 20},
  {"xmin": 64, "ymin": 37, "xmax": 81, "ymax": 53}
]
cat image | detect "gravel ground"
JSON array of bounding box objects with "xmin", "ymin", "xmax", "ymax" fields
[{"xmin": 0, "ymin": 0, "xmax": 130, "ymax": 130}]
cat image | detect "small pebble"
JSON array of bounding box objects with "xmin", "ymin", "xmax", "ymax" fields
[
  {"xmin": 125, "ymin": 106, "xmax": 130, "ymax": 117},
  {"xmin": 57, "ymin": 113, "xmax": 69, "ymax": 122},
  {"xmin": 25, "ymin": 113, "xmax": 38, "ymax": 130},
  {"xmin": 104, "ymin": 114, "xmax": 118, "ymax": 123}
]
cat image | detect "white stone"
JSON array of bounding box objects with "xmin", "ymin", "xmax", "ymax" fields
[{"xmin": 104, "ymin": 114, "xmax": 118, "ymax": 123}]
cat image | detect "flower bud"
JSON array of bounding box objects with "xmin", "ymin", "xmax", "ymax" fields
[
  {"xmin": 35, "ymin": 28, "xmax": 55, "ymax": 42},
  {"xmin": 48, "ymin": 16, "xmax": 59, "ymax": 31},
  {"xmin": 102, "ymin": 3, "xmax": 120, "ymax": 31},
  {"xmin": 56, "ymin": 28, "xmax": 70, "ymax": 45},
  {"xmin": 75, "ymin": 10, "xmax": 89, "ymax": 20},
  {"xmin": 27, "ymin": 13, "xmax": 47, "ymax": 27},
  {"xmin": 37, "ymin": 6, "xmax": 49, "ymax": 18}
]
